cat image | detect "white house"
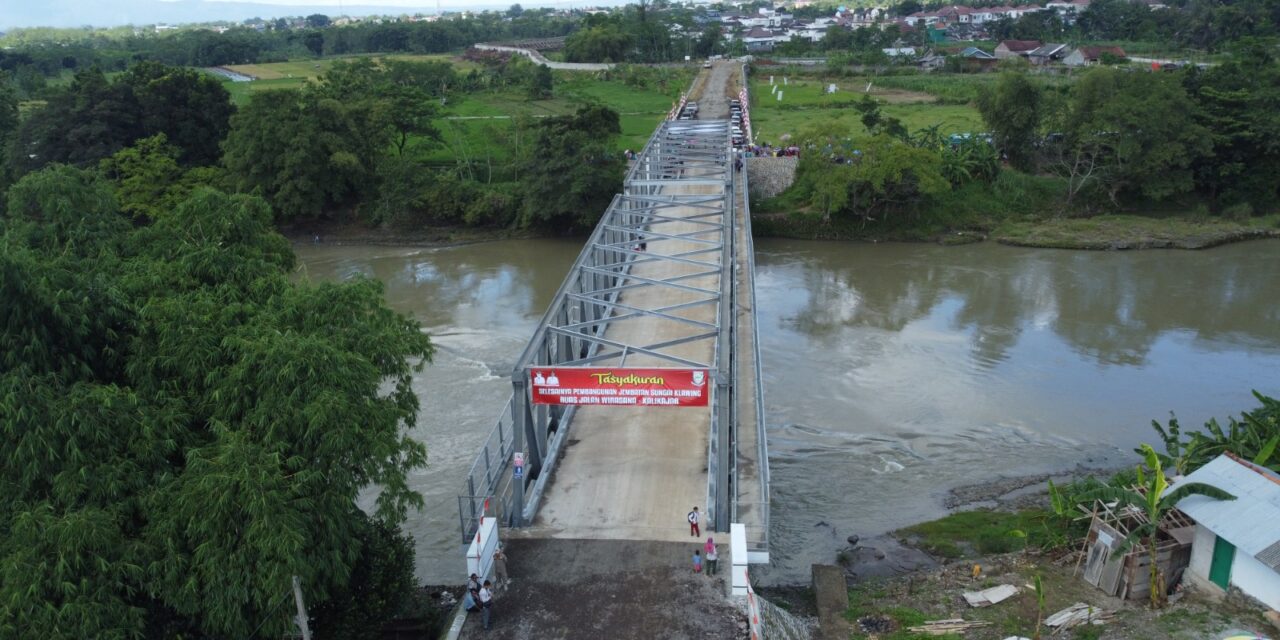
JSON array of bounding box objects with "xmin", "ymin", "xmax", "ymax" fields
[{"xmin": 1175, "ymin": 454, "xmax": 1280, "ymax": 610}]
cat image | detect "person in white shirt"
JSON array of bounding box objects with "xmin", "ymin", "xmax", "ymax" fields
[{"xmin": 478, "ymin": 580, "xmax": 494, "ymax": 630}]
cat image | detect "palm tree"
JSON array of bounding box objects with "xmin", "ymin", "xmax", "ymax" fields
[{"xmin": 1079, "ymin": 444, "xmax": 1235, "ymax": 609}]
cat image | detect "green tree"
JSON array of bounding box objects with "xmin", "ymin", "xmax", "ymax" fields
[
  {"xmin": 0, "ymin": 71, "xmax": 18, "ymax": 200},
  {"xmin": 222, "ymin": 88, "xmax": 386, "ymax": 219},
  {"xmin": 311, "ymin": 515, "xmax": 418, "ymax": 640},
  {"xmin": 0, "ymin": 165, "xmax": 432, "ymax": 637},
  {"xmin": 977, "ymin": 72, "xmax": 1043, "ymax": 171},
  {"xmin": 1079, "ymin": 444, "xmax": 1235, "ymax": 609},
  {"xmin": 1061, "ymin": 68, "xmax": 1210, "ymax": 204},
  {"xmin": 528, "ymin": 63, "xmax": 553, "ymax": 100},
  {"xmin": 7, "ymin": 62, "xmax": 232, "ymax": 177},
  {"xmin": 1184, "ymin": 40, "xmax": 1280, "ymax": 210},
  {"xmin": 303, "ymin": 30, "xmax": 326, "ymax": 56},
  {"xmin": 517, "ymin": 105, "xmax": 624, "ymax": 229},
  {"xmin": 120, "ymin": 61, "xmax": 235, "ymax": 166},
  {"xmin": 98, "ymin": 134, "xmax": 227, "ymax": 221},
  {"xmin": 796, "ymin": 132, "xmax": 950, "ymax": 223},
  {"xmin": 306, "ymin": 13, "xmax": 331, "ymax": 28},
  {"xmin": 853, "ymin": 95, "xmax": 907, "ymax": 140},
  {"xmin": 564, "ymin": 24, "xmax": 634, "ymax": 63}
]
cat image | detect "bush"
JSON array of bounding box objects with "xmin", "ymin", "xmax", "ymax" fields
[{"xmin": 1221, "ymin": 202, "xmax": 1254, "ymax": 221}]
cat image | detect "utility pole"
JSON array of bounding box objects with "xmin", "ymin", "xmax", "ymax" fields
[{"xmin": 292, "ymin": 576, "xmax": 312, "ymax": 640}]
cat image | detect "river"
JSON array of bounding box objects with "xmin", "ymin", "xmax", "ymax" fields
[{"xmin": 294, "ymin": 238, "xmax": 1280, "ymax": 585}]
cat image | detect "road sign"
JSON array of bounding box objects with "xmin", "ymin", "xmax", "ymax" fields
[{"xmin": 513, "ymin": 452, "xmax": 525, "ymax": 479}]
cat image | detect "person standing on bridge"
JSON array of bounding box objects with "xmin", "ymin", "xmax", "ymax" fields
[
  {"xmin": 705, "ymin": 537, "xmax": 719, "ymax": 576},
  {"xmin": 688, "ymin": 506, "xmax": 701, "ymax": 537}
]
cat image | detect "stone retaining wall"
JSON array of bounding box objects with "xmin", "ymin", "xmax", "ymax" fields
[{"xmin": 746, "ymin": 156, "xmax": 799, "ymax": 201}]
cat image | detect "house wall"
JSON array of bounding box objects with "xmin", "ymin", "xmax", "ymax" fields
[
  {"xmin": 1187, "ymin": 524, "xmax": 1215, "ymax": 582},
  {"xmin": 1186, "ymin": 524, "xmax": 1280, "ymax": 609},
  {"xmin": 1232, "ymin": 548, "xmax": 1280, "ymax": 609}
]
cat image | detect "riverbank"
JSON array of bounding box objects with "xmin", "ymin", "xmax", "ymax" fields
[
  {"xmin": 281, "ymin": 220, "xmax": 543, "ymax": 248},
  {"xmin": 751, "ymin": 211, "xmax": 1280, "ymax": 250},
  {"xmin": 763, "ymin": 477, "xmax": 1277, "ymax": 640},
  {"xmin": 829, "ymin": 547, "xmax": 1274, "ymax": 640}
]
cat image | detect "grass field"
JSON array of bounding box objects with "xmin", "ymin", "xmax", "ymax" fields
[
  {"xmin": 215, "ymin": 54, "xmax": 481, "ymax": 105},
  {"xmin": 223, "ymin": 53, "xmax": 478, "ymax": 81},
  {"xmin": 747, "ymin": 76, "xmax": 986, "ymax": 144},
  {"xmin": 211, "ymin": 56, "xmax": 688, "ymax": 163}
]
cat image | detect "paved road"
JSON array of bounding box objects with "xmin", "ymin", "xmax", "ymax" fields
[{"xmin": 473, "ymin": 44, "xmax": 614, "ymax": 71}]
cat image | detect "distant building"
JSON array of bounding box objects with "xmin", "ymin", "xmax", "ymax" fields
[
  {"xmin": 1063, "ymin": 45, "xmax": 1127, "ymax": 66},
  {"xmin": 994, "ymin": 39, "xmax": 1041, "ymax": 58},
  {"xmin": 1027, "ymin": 42, "xmax": 1069, "ymax": 65},
  {"xmin": 742, "ymin": 26, "xmax": 777, "ymax": 52}
]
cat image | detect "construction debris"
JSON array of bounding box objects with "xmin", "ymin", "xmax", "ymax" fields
[
  {"xmin": 1044, "ymin": 602, "xmax": 1114, "ymax": 631},
  {"xmin": 963, "ymin": 584, "xmax": 1019, "ymax": 607},
  {"xmin": 908, "ymin": 619, "xmax": 993, "ymax": 635}
]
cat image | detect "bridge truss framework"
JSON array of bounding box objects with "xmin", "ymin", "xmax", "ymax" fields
[{"xmin": 459, "ymin": 117, "xmax": 764, "ymax": 549}]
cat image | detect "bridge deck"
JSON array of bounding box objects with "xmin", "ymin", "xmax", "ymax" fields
[{"xmin": 525, "ymin": 182, "xmax": 722, "ymax": 540}]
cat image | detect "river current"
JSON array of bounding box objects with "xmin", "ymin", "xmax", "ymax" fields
[{"xmin": 294, "ymin": 238, "xmax": 1280, "ymax": 585}]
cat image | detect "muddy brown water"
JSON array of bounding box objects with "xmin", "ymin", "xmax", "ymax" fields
[{"xmin": 294, "ymin": 238, "xmax": 1280, "ymax": 585}]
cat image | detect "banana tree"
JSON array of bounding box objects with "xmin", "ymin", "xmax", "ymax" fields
[{"xmin": 1079, "ymin": 443, "xmax": 1235, "ymax": 609}]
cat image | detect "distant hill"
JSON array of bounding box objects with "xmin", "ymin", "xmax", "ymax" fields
[{"xmin": 0, "ymin": 0, "xmax": 536, "ymax": 30}]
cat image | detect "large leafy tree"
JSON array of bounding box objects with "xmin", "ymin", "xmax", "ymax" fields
[
  {"xmin": 121, "ymin": 61, "xmax": 235, "ymax": 166},
  {"xmin": 795, "ymin": 131, "xmax": 950, "ymax": 224},
  {"xmin": 1060, "ymin": 68, "xmax": 1210, "ymax": 204},
  {"xmin": 0, "ymin": 165, "xmax": 432, "ymax": 638},
  {"xmin": 8, "ymin": 63, "xmax": 232, "ymax": 178},
  {"xmin": 517, "ymin": 104, "xmax": 624, "ymax": 230},
  {"xmin": 1183, "ymin": 40, "xmax": 1280, "ymax": 210},
  {"xmin": 977, "ymin": 72, "xmax": 1043, "ymax": 172},
  {"xmin": 1079, "ymin": 444, "xmax": 1235, "ymax": 609},
  {"xmin": 223, "ymin": 88, "xmax": 386, "ymax": 220}
]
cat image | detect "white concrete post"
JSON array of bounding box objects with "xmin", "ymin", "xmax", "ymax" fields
[
  {"xmin": 731, "ymin": 523, "xmax": 749, "ymax": 596},
  {"xmin": 776, "ymin": 91, "xmax": 783, "ymax": 101}
]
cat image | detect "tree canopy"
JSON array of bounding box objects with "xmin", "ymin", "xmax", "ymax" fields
[
  {"xmin": 0, "ymin": 165, "xmax": 432, "ymax": 637},
  {"xmin": 516, "ymin": 104, "xmax": 624, "ymax": 230},
  {"xmin": 7, "ymin": 64, "xmax": 232, "ymax": 178}
]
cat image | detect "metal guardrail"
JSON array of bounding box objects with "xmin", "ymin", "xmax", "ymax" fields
[{"xmin": 738, "ymin": 61, "xmax": 771, "ymax": 555}]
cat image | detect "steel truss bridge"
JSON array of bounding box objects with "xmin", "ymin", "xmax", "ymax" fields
[{"xmin": 459, "ymin": 98, "xmax": 769, "ymax": 558}]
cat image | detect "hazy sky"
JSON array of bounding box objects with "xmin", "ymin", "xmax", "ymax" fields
[{"xmin": 2, "ymin": 0, "xmax": 586, "ymax": 30}]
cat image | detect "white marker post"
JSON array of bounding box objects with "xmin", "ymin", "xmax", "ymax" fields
[{"xmin": 776, "ymin": 91, "xmax": 783, "ymax": 101}]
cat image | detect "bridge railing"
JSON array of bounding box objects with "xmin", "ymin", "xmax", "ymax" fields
[
  {"xmin": 738, "ymin": 60, "xmax": 771, "ymax": 557},
  {"xmin": 458, "ymin": 399, "xmax": 516, "ymax": 542}
]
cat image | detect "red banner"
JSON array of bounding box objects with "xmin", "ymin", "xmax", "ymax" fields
[{"xmin": 529, "ymin": 367, "xmax": 710, "ymax": 407}]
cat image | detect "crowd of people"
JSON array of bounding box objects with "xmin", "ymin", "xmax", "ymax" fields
[{"xmin": 739, "ymin": 143, "xmax": 800, "ymax": 158}]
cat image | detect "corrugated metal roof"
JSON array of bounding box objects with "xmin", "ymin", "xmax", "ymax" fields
[{"xmin": 1176, "ymin": 455, "xmax": 1280, "ymax": 567}]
